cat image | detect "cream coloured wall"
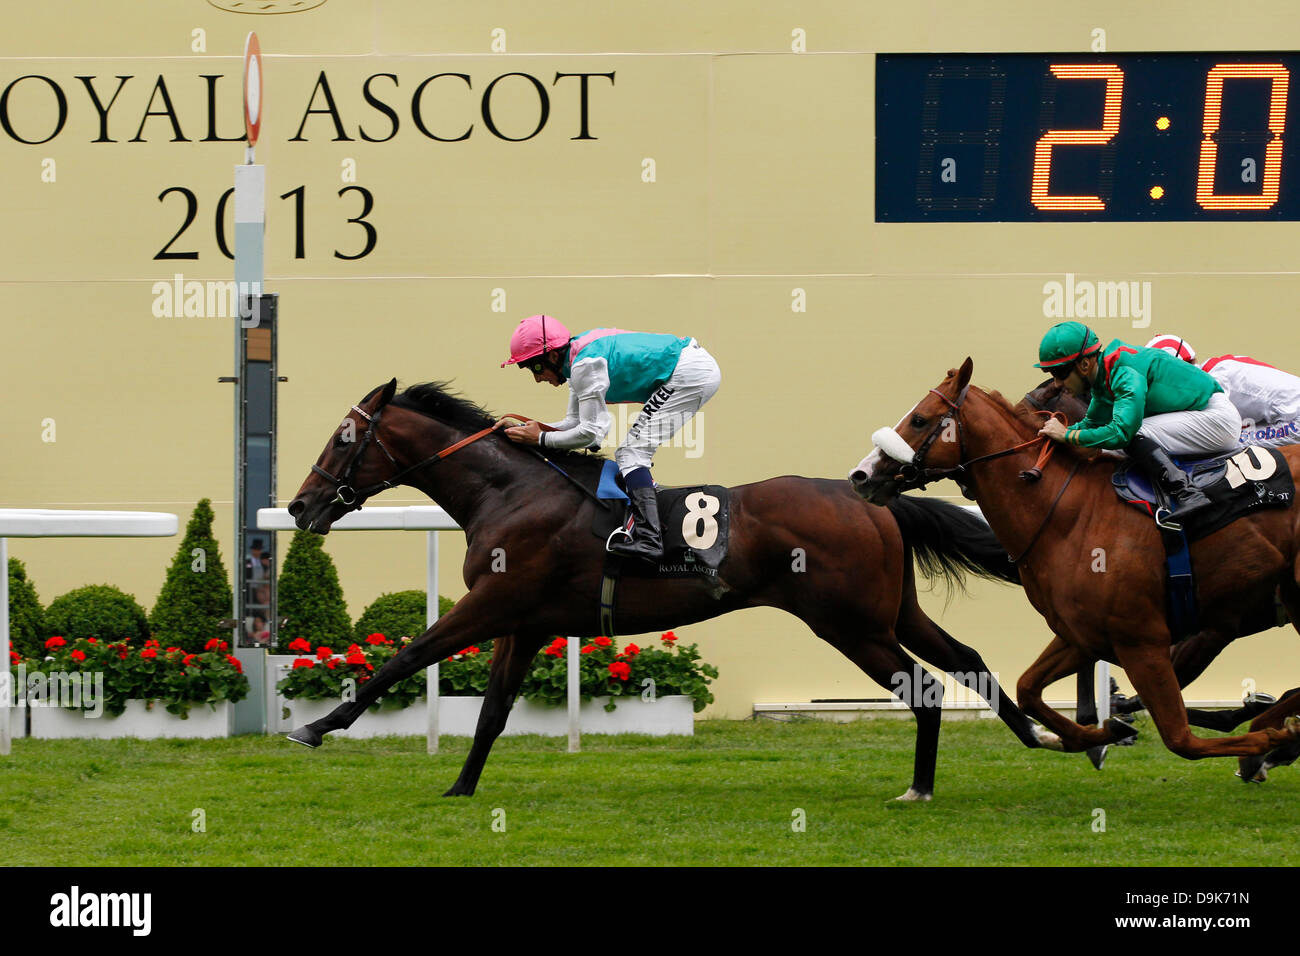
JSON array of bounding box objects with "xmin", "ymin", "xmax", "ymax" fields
[{"xmin": 2, "ymin": 0, "xmax": 1298, "ymax": 717}]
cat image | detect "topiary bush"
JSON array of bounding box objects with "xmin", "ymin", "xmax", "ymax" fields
[
  {"xmin": 275, "ymin": 529, "xmax": 351, "ymax": 654},
  {"xmin": 7, "ymin": 558, "xmax": 45, "ymax": 661},
  {"xmin": 149, "ymin": 498, "xmax": 234, "ymax": 653},
  {"xmin": 44, "ymin": 584, "xmax": 149, "ymax": 645},
  {"xmin": 352, "ymin": 590, "xmax": 455, "ymax": 643}
]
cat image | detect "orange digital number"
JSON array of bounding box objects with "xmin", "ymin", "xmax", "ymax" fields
[
  {"xmin": 1031, "ymin": 64, "xmax": 1125, "ymax": 211},
  {"xmin": 1195, "ymin": 63, "xmax": 1289, "ymax": 210}
]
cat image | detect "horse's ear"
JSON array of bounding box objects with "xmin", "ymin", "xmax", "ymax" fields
[
  {"xmin": 378, "ymin": 378, "xmax": 397, "ymax": 408},
  {"xmin": 956, "ymin": 357, "xmax": 974, "ymax": 391}
]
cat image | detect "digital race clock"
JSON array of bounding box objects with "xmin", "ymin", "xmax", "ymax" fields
[{"xmin": 876, "ymin": 53, "xmax": 1300, "ymax": 221}]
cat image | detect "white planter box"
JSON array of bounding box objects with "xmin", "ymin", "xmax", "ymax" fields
[
  {"xmin": 282, "ymin": 698, "xmax": 426, "ymax": 738},
  {"xmin": 29, "ymin": 700, "xmax": 232, "ymax": 739},
  {"xmin": 282, "ymin": 695, "xmax": 695, "ymax": 738}
]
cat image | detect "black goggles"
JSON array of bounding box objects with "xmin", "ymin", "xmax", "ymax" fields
[
  {"xmin": 1047, "ymin": 362, "xmax": 1076, "ymax": 382},
  {"xmin": 518, "ymin": 357, "xmax": 547, "ymax": 374}
]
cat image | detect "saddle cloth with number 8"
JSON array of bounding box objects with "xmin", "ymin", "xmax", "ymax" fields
[{"xmin": 591, "ymin": 461, "xmax": 730, "ymax": 578}]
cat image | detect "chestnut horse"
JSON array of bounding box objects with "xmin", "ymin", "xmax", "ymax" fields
[
  {"xmin": 1024, "ymin": 379, "xmax": 1300, "ymax": 777},
  {"xmin": 285, "ymin": 379, "xmax": 1063, "ymax": 800},
  {"xmin": 851, "ymin": 359, "xmax": 1300, "ymax": 774}
]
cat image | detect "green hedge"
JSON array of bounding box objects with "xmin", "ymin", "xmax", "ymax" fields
[
  {"xmin": 7, "ymin": 558, "xmax": 45, "ymax": 660},
  {"xmin": 44, "ymin": 585, "xmax": 149, "ymax": 645},
  {"xmin": 276, "ymin": 530, "xmax": 350, "ymax": 654},
  {"xmin": 352, "ymin": 590, "xmax": 455, "ymax": 643},
  {"xmin": 148, "ymin": 499, "xmax": 234, "ymax": 653}
]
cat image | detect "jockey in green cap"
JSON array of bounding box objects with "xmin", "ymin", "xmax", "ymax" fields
[{"xmin": 1034, "ymin": 321, "xmax": 1242, "ymax": 530}]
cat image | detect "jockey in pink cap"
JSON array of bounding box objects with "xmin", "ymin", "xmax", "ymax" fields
[
  {"xmin": 1145, "ymin": 333, "xmax": 1300, "ymax": 448},
  {"xmin": 499, "ymin": 314, "xmax": 721, "ymax": 561}
]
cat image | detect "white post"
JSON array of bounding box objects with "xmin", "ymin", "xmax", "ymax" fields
[
  {"xmin": 1, "ymin": 536, "xmax": 10, "ymax": 756},
  {"xmin": 567, "ymin": 632, "xmax": 580, "ymax": 753},
  {"xmin": 1096, "ymin": 660, "xmax": 1111, "ymax": 723},
  {"xmin": 426, "ymin": 530, "xmax": 440, "ymax": 755}
]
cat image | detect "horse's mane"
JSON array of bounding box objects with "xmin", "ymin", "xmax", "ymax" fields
[
  {"xmin": 987, "ymin": 388, "xmax": 1051, "ymax": 434},
  {"xmin": 388, "ymin": 381, "xmax": 610, "ymax": 469},
  {"xmin": 984, "ymin": 387, "xmax": 1104, "ymax": 466}
]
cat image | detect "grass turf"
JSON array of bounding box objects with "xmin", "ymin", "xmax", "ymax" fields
[{"xmin": 0, "ymin": 717, "xmax": 1291, "ymax": 866}]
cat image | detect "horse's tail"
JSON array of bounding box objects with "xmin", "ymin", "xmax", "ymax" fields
[{"xmin": 886, "ymin": 494, "xmax": 1020, "ymax": 591}]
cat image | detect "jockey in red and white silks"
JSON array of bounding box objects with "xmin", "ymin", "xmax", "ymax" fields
[{"xmin": 1145, "ymin": 334, "xmax": 1300, "ymax": 448}]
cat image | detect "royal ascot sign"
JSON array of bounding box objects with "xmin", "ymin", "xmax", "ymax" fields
[{"xmin": 0, "ymin": 69, "xmax": 615, "ymax": 145}]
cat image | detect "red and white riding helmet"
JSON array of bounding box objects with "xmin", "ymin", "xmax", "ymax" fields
[
  {"xmin": 1144, "ymin": 333, "xmax": 1196, "ymax": 364},
  {"xmin": 500, "ymin": 314, "xmax": 571, "ymax": 368}
]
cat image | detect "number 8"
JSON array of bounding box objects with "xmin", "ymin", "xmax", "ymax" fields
[{"xmin": 682, "ymin": 493, "xmax": 720, "ymax": 550}]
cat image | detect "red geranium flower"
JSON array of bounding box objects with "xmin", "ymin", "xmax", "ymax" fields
[
  {"xmin": 144, "ymin": 639, "xmax": 159, "ymax": 648},
  {"xmin": 218, "ymin": 640, "xmax": 229, "ymax": 652},
  {"xmin": 69, "ymin": 649, "xmax": 86, "ymax": 662},
  {"xmin": 581, "ymin": 645, "xmax": 596, "ymax": 655},
  {"xmin": 608, "ymin": 661, "xmax": 631, "ymax": 681},
  {"xmin": 661, "ymin": 631, "xmax": 677, "ymax": 643},
  {"xmin": 365, "ymin": 633, "xmax": 388, "ymax": 645},
  {"xmin": 182, "ymin": 654, "xmax": 197, "ymax": 666},
  {"xmin": 463, "ymin": 646, "xmax": 480, "ymax": 655},
  {"xmin": 205, "ymin": 638, "xmax": 220, "ymax": 651},
  {"xmin": 10, "ymin": 650, "xmax": 22, "ymax": 665},
  {"xmin": 45, "ymin": 636, "xmax": 67, "ymax": 649},
  {"xmin": 325, "ymin": 659, "xmax": 338, "ymax": 670},
  {"xmin": 225, "ymin": 655, "xmax": 242, "ymax": 673},
  {"xmin": 345, "ymin": 650, "xmax": 367, "ymax": 666},
  {"xmin": 166, "ymin": 647, "xmax": 181, "ymax": 653},
  {"xmin": 288, "ymin": 638, "xmax": 311, "ymax": 653},
  {"xmin": 292, "ymin": 658, "xmax": 315, "ymax": 669},
  {"xmin": 316, "ymin": 646, "xmax": 333, "ymax": 660},
  {"xmin": 543, "ymin": 637, "xmax": 568, "ymax": 658},
  {"xmin": 623, "ymin": 643, "xmax": 640, "ymax": 656},
  {"xmin": 140, "ymin": 648, "xmax": 158, "ymax": 659},
  {"xmin": 593, "ymin": 636, "xmax": 612, "ymax": 647},
  {"xmin": 87, "ymin": 638, "xmax": 98, "ymax": 644}
]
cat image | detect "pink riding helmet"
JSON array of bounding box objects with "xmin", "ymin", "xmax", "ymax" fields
[
  {"xmin": 1144, "ymin": 333, "xmax": 1196, "ymax": 364},
  {"xmin": 501, "ymin": 314, "xmax": 572, "ymax": 367}
]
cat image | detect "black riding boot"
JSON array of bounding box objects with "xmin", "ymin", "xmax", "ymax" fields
[
  {"xmin": 1126, "ymin": 433, "xmax": 1214, "ymax": 529},
  {"xmin": 608, "ymin": 486, "xmax": 664, "ymax": 561}
]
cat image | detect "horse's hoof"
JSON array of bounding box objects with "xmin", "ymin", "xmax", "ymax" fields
[
  {"xmin": 1032, "ymin": 725, "xmax": 1064, "ymax": 751},
  {"xmin": 893, "ymin": 788, "xmax": 932, "ymax": 803},
  {"xmin": 286, "ymin": 726, "xmax": 323, "ymax": 749},
  {"xmin": 1086, "ymin": 744, "xmax": 1108, "ymax": 770},
  {"xmin": 1237, "ymin": 755, "xmax": 1266, "ymax": 783},
  {"xmin": 1104, "ymin": 717, "xmax": 1139, "ymax": 742}
]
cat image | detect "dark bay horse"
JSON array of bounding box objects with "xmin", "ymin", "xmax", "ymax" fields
[
  {"xmin": 285, "ymin": 379, "xmax": 1063, "ymax": 800},
  {"xmin": 851, "ymin": 358, "xmax": 1300, "ymax": 774}
]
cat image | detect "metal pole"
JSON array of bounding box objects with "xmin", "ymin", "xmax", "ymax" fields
[{"xmin": 426, "ymin": 530, "xmax": 440, "ymax": 754}]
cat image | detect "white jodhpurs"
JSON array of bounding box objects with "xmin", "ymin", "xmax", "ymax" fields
[
  {"xmin": 1136, "ymin": 392, "xmax": 1242, "ymax": 457},
  {"xmin": 615, "ymin": 340, "xmax": 721, "ymax": 475}
]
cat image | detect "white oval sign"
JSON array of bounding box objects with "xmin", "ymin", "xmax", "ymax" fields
[{"xmin": 243, "ymin": 32, "xmax": 263, "ymax": 147}]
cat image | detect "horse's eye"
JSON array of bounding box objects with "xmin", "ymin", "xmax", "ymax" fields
[{"xmin": 910, "ymin": 415, "xmax": 927, "ymax": 429}]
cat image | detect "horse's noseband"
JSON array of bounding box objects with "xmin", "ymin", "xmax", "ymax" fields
[
  {"xmin": 888, "ymin": 385, "xmax": 971, "ymax": 492},
  {"xmin": 311, "ymin": 404, "xmax": 403, "ymax": 511}
]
